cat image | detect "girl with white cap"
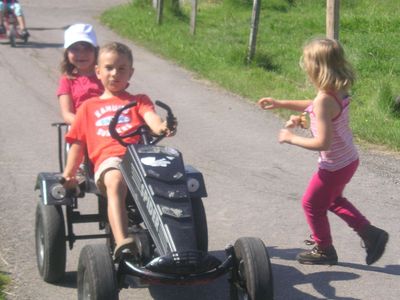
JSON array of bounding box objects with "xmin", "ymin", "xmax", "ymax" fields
[{"xmin": 57, "ymin": 23, "xmax": 104, "ymax": 124}]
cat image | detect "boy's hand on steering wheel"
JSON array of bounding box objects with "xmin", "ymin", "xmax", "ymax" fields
[
  {"xmin": 60, "ymin": 175, "xmax": 78, "ymax": 190},
  {"xmin": 166, "ymin": 116, "xmax": 178, "ymax": 136}
]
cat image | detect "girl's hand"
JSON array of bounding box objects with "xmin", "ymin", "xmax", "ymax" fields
[
  {"xmin": 258, "ymin": 97, "xmax": 279, "ymax": 110},
  {"xmin": 285, "ymin": 115, "xmax": 301, "ymax": 128},
  {"xmin": 278, "ymin": 128, "xmax": 294, "ymax": 144},
  {"xmin": 285, "ymin": 113, "xmax": 308, "ymax": 129}
]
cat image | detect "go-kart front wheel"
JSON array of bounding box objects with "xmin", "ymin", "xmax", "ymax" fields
[
  {"xmin": 77, "ymin": 244, "xmax": 119, "ymax": 300},
  {"xmin": 35, "ymin": 201, "xmax": 66, "ymax": 283},
  {"xmin": 230, "ymin": 237, "xmax": 273, "ymax": 300}
]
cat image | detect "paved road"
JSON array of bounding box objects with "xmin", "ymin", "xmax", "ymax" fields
[{"xmin": 0, "ymin": 1, "xmax": 399, "ymax": 299}]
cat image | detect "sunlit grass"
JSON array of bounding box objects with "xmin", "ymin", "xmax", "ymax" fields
[
  {"xmin": 101, "ymin": 0, "xmax": 400, "ymax": 151},
  {"xmin": 0, "ymin": 272, "xmax": 10, "ymax": 300}
]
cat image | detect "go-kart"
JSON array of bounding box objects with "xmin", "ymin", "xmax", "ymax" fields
[
  {"xmin": 0, "ymin": 0, "xmax": 29, "ymax": 47},
  {"xmin": 34, "ymin": 100, "xmax": 274, "ymax": 300}
]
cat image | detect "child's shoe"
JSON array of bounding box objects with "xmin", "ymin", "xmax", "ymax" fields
[
  {"xmin": 20, "ymin": 28, "xmax": 30, "ymax": 38},
  {"xmin": 296, "ymin": 245, "xmax": 338, "ymax": 265},
  {"xmin": 359, "ymin": 225, "xmax": 389, "ymax": 265},
  {"xmin": 113, "ymin": 237, "xmax": 140, "ymax": 261}
]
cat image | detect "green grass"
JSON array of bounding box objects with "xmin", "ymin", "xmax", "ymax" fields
[
  {"xmin": 101, "ymin": 0, "xmax": 400, "ymax": 151},
  {"xmin": 0, "ymin": 271, "xmax": 10, "ymax": 300}
]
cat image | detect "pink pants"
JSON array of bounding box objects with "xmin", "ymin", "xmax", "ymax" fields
[{"xmin": 302, "ymin": 159, "xmax": 370, "ymax": 248}]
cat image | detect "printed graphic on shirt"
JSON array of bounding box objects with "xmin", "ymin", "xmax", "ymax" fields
[{"xmin": 94, "ymin": 105, "xmax": 133, "ymax": 137}]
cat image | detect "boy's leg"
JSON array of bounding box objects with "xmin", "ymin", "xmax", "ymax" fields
[
  {"xmin": 102, "ymin": 168, "xmax": 129, "ymax": 246},
  {"xmin": 12, "ymin": 2, "xmax": 29, "ymax": 36}
]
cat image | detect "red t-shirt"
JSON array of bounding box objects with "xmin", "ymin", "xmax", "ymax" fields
[
  {"xmin": 65, "ymin": 92, "xmax": 155, "ymax": 172},
  {"xmin": 56, "ymin": 74, "xmax": 104, "ymax": 111}
]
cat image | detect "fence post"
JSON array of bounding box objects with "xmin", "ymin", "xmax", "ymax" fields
[
  {"xmin": 247, "ymin": 0, "xmax": 261, "ymax": 63},
  {"xmin": 190, "ymin": 0, "xmax": 198, "ymax": 35},
  {"xmin": 326, "ymin": 0, "xmax": 340, "ymax": 40},
  {"xmin": 156, "ymin": 0, "xmax": 164, "ymax": 25}
]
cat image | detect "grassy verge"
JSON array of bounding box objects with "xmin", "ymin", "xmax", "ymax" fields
[
  {"xmin": 101, "ymin": 0, "xmax": 400, "ymax": 152},
  {"xmin": 0, "ymin": 272, "xmax": 10, "ymax": 300}
]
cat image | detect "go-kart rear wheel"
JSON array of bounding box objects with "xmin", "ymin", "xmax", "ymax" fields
[
  {"xmin": 77, "ymin": 244, "xmax": 119, "ymax": 300},
  {"xmin": 192, "ymin": 197, "xmax": 208, "ymax": 252},
  {"xmin": 35, "ymin": 201, "xmax": 66, "ymax": 283},
  {"xmin": 230, "ymin": 237, "xmax": 273, "ymax": 300},
  {"xmin": 8, "ymin": 25, "xmax": 16, "ymax": 47},
  {"xmin": 104, "ymin": 223, "xmax": 115, "ymax": 255}
]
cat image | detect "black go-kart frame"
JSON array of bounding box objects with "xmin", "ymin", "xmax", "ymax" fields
[{"xmin": 34, "ymin": 100, "xmax": 274, "ymax": 300}]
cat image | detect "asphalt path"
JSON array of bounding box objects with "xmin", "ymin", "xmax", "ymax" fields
[{"xmin": 0, "ymin": 1, "xmax": 399, "ymax": 299}]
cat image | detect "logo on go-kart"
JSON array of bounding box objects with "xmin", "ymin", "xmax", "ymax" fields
[
  {"xmin": 141, "ymin": 157, "xmax": 172, "ymax": 167},
  {"xmin": 95, "ymin": 115, "xmax": 130, "ymax": 127}
]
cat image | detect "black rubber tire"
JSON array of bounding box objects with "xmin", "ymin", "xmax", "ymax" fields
[
  {"xmin": 9, "ymin": 25, "xmax": 16, "ymax": 47},
  {"xmin": 191, "ymin": 197, "xmax": 208, "ymax": 252},
  {"xmin": 77, "ymin": 244, "xmax": 119, "ymax": 300},
  {"xmin": 104, "ymin": 223, "xmax": 115, "ymax": 255},
  {"xmin": 35, "ymin": 201, "xmax": 66, "ymax": 283},
  {"xmin": 230, "ymin": 237, "xmax": 274, "ymax": 300}
]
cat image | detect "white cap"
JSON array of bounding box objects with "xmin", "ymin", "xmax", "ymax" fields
[{"xmin": 64, "ymin": 23, "xmax": 97, "ymax": 49}]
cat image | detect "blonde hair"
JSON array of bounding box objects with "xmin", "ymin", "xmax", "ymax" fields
[
  {"xmin": 98, "ymin": 42, "xmax": 134, "ymax": 66},
  {"xmin": 301, "ymin": 38, "xmax": 355, "ymax": 92}
]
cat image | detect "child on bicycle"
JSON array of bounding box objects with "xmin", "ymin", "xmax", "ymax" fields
[
  {"xmin": 57, "ymin": 23, "xmax": 103, "ymax": 124},
  {"xmin": 62, "ymin": 42, "xmax": 176, "ymax": 260},
  {"xmin": 258, "ymin": 37, "xmax": 388, "ymax": 265},
  {"xmin": 0, "ymin": 0, "xmax": 29, "ymax": 37}
]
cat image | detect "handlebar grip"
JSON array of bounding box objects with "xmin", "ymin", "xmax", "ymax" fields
[{"xmin": 155, "ymin": 100, "xmax": 176, "ymax": 131}]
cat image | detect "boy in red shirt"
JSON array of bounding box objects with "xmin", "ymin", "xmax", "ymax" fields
[{"xmin": 62, "ymin": 42, "xmax": 174, "ymax": 259}]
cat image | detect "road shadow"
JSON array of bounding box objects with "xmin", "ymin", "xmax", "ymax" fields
[
  {"xmin": 0, "ymin": 40, "xmax": 63, "ymax": 48},
  {"xmin": 338, "ymin": 262, "xmax": 400, "ymax": 275},
  {"xmin": 27, "ymin": 26, "xmax": 70, "ymax": 31},
  {"xmin": 268, "ymin": 246, "xmax": 361, "ymax": 300},
  {"xmin": 53, "ymin": 271, "xmax": 77, "ymax": 289}
]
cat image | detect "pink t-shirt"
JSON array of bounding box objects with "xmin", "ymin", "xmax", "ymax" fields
[
  {"xmin": 65, "ymin": 92, "xmax": 155, "ymax": 172},
  {"xmin": 56, "ymin": 74, "xmax": 104, "ymax": 111}
]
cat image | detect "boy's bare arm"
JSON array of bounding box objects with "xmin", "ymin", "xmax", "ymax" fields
[
  {"xmin": 143, "ymin": 111, "xmax": 168, "ymax": 135},
  {"xmin": 62, "ymin": 142, "xmax": 84, "ymax": 187}
]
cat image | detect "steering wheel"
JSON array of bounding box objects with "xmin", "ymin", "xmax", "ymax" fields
[
  {"xmin": 109, "ymin": 100, "xmax": 177, "ymax": 147},
  {"xmin": 109, "ymin": 101, "xmax": 148, "ymax": 147}
]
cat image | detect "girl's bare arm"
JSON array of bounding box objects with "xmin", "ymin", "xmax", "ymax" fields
[
  {"xmin": 258, "ymin": 97, "xmax": 312, "ymax": 112},
  {"xmin": 279, "ymin": 94, "xmax": 339, "ymax": 151},
  {"xmin": 59, "ymin": 94, "xmax": 76, "ymax": 124}
]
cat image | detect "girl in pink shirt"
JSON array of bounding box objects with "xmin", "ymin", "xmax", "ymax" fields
[
  {"xmin": 57, "ymin": 23, "xmax": 104, "ymax": 124},
  {"xmin": 258, "ymin": 38, "xmax": 388, "ymax": 265}
]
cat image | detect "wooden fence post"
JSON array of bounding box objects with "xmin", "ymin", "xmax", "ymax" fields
[
  {"xmin": 190, "ymin": 0, "xmax": 198, "ymax": 35},
  {"xmin": 326, "ymin": 0, "xmax": 340, "ymax": 40},
  {"xmin": 247, "ymin": 0, "xmax": 261, "ymax": 63},
  {"xmin": 156, "ymin": 0, "xmax": 164, "ymax": 25}
]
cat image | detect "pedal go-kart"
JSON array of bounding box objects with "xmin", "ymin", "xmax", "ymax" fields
[
  {"xmin": 34, "ymin": 101, "xmax": 274, "ymax": 299},
  {"xmin": 0, "ymin": 0, "xmax": 29, "ymax": 47}
]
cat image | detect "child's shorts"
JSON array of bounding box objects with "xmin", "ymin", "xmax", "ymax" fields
[
  {"xmin": 94, "ymin": 157, "xmax": 123, "ymax": 196},
  {"xmin": 0, "ymin": 2, "xmax": 23, "ymax": 17}
]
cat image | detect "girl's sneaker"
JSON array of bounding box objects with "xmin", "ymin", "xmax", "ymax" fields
[
  {"xmin": 296, "ymin": 245, "xmax": 338, "ymax": 265},
  {"xmin": 359, "ymin": 225, "xmax": 389, "ymax": 265}
]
